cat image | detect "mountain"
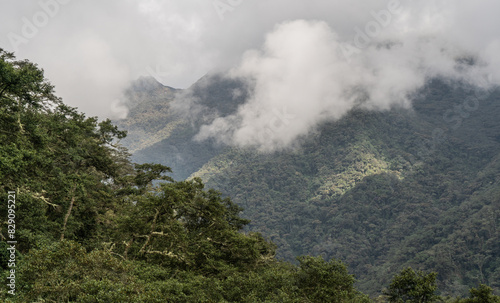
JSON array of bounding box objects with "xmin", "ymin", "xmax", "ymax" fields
[
  {"xmin": 2, "ymin": 49, "xmax": 376, "ymax": 302},
  {"xmin": 116, "ymin": 75, "xmax": 500, "ymax": 296},
  {"xmin": 116, "ymin": 75, "xmax": 248, "ymax": 180}
]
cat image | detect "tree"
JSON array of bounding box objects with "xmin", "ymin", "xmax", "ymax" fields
[
  {"xmin": 296, "ymin": 256, "xmax": 369, "ymax": 302},
  {"xmin": 1, "ymin": 49, "xmax": 380, "ymax": 302},
  {"xmin": 111, "ymin": 177, "xmax": 275, "ymax": 274},
  {"xmin": 461, "ymin": 284, "xmax": 500, "ymax": 303},
  {"xmin": 385, "ymin": 267, "xmax": 440, "ymax": 302},
  {"xmin": 0, "ymin": 48, "xmax": 59, "ymax": 135},
  {"xmin": 16, "ymin": 241, "xmax": 137, "ymax": 302},
  {"xmin": 0, "ymin": 49, "xmax": 135, "ymax": 250}
]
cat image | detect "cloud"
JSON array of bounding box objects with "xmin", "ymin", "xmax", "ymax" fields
[
  {"xmin": 0, "ymin": 0, "xmax": 215, "ymax": 119},
  {"xmin": 195, "ymin": 7, "xmax": 498, "ymax": 151},
  {"xmin": 1, "ymin": 0, "xmax": 499, "ymax": 127},
  {"xmin": 196, "ymin": 20, "xmax": 357, "ymax": 151}
]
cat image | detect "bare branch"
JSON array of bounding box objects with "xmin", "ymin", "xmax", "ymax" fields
[
  {"xmin": 60, "ymin": 195, "xmax": 75, "ymax": 241},
  {"xmin": 139, "ymin": 208, "xmax": 160, "ymax": 254},
  {"xmin": 123, "ymin": 238, "xmax": 134, "ymax": 259},
  {"xmin": 31, "ymin": 190, "xmax": 59, "ymax": 208}
]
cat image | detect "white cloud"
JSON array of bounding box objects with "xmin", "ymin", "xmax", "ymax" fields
[
  {"xmin": 195, "ymin": 11, "xmax": 498, "ymax": 151},
  {"xmin": 0, "ymin": 0, "xmax": 499, "ymax": 128}
]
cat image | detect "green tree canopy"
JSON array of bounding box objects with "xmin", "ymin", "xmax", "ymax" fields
[{"xmin": 385, "ymin": 267, "xmax": 439, "ymax": 303}]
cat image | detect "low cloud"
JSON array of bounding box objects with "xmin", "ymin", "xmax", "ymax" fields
[
  {"xmin": 1, "ymin": 0, "xmax": 500, "ymax": 125},
  {"xmin": 195, "ymin": 14, "xmax": 497, "ymax": 152}
]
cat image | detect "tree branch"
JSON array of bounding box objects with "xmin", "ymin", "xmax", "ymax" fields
[
  {"xmin": 60, "ymin": 195, "xmax": 75, "ymax": 241},
  {"xmin": 29, "ymin": 190, "xmax": 59, "ymax": 208},
  {"xmin": 123, "ymin": 238, "xmax": 134, "ymax": 260},
  {"xmin": 139, "ymin": 208, "xmax": 160, "ymax": 254},
  {"xmin": 0, "ymin": 83, "xmax": 10, "ymax": 100}
]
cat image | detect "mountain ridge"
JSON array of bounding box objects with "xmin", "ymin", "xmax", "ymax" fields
[{"xmin": 116, "ymin": 74, "xmax": 500, "ymax": 296}]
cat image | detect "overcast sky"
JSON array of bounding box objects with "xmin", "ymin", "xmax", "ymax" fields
[{"xmin": 1, "ymin": 0, "xmax": 500, "ymax": 149}]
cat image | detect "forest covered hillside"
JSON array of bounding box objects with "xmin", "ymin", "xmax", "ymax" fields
[
  {"xmin": 1, "ymin": 49, "xmax": 499, "ymax": 302},
  {"xmin": 0, "ymin": 49, "xmax": 373, "ymax": 302},
  {"xmin": 116, "ymin": 75, "xmax": 248, "ymax": 181},
  {"xmin": 4, "ymin": 0, "xmax": 500, "ymax": 301},
  {"xmin": 117, "ymin": 73, "xmax": 500, "ymax": 297}
]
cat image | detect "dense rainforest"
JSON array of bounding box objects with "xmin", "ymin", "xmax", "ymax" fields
[
  {"xmin": 1, "ymin": 49, "xmax": 499, "ymax": 302},
  {"xmin": 118, "ymin": 70, "xmax": 500, "ymax": 297}
]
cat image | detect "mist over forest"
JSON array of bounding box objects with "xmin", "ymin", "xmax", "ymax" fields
[{"xmin": 1, "ymin": 0, "xmax": 500, "ymax": 302}]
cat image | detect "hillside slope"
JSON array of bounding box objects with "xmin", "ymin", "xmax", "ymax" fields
[
  {"xmin": 116, "ymin": 75, "xmax": 247, "ymax": 180},
  {"xmin": 117, "ymin": 76, "xmax": 500, "ymax": 296}
]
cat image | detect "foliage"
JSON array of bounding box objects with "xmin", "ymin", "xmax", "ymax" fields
[
  {"xmin": 16, "ymin": 240, "xmax": 136, "ymax": 302},
  {"xmin": 457, "ymin": 284, "xmax": 500, "ymax": 303},
  {"xmin": 384, "ymin": 267, "xmax": 439, "ymax": 302},
  {"xmin": 1, "ymin": 49, "xmax": 499, "ymax": 302},
  {"xmin": 296, "ymin": 256, "xmax": 369, "ymax": 302},
  {"xmin": 0, "ymin": 50, "xmax": 371, "ymax": 302},
  {"xmin": 121, "ymin": 74, "xmax": 500, "ymax": 296}
]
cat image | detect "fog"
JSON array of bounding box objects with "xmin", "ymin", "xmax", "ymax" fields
[{"xmin": 1, "ymin": 0, "xmax": 499, "ymax": 150}]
